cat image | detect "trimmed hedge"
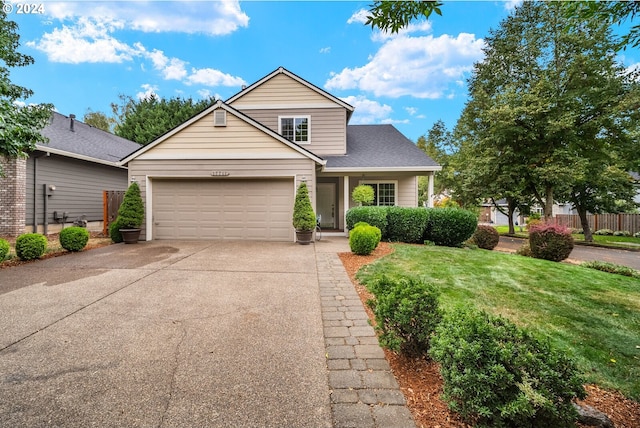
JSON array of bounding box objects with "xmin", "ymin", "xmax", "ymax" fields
[
  {"xmin": 528, "ymin": 223, "xmax": 574, "ymax": 262},
  {"xmin": 0, "ymin": 238, "xmax": 9, "ymax": 261},
  {"xmin": 367, "ymin": 276, "xmax": 442, "ymax": 355},
  {"xmin": 15, "ymin": 233, "xmax": 47, "ymax": 261},
  {"xmin": 59, "ymin": 226, "xmax": 90, "ymax": 252},
  {"xmin": 430, "ymin": 307, "xmax": 586, "ymax": 427},
  {"xmin": 386, "ymin": 206, "xmax": 430, "ymax": 243},
  {"xmin": 425, "ymin": 208, "xmax": 478, "ymax": 247},
  {"xmin": 349, "ymin": 223, "xmax": 381, "ymax": 255},
  {"xmin": 345, "ymin": 206, "xmax": 388, "ymax": 238},
  {"xmin": 471, "ymin": 225, "xmax": 500, "ymax": 250}
]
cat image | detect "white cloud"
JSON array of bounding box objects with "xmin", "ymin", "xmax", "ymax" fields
[
  {"xmin": 136, "ymin": 84, "xmax": 158, "ymax": 100},
  {"xmin": 148, "ymin": 49, "xmax": 188, "ymax": 80},
  {"xmin": 326, "ymin": 32, "xmax": 484, "ymax": 99},
  {"xmin": 320, "ymin": 47, "xmax": 331, "ymax": 54},
  {"xmin": 44, "ymin": 1, "xmax": 249, "ymax": 36},
  {"xmin": 405, "ymin": 107, "xmax": 418, "ymax": 116},
  {"xmin": 504, "ymin": 0, "xmax": 523, "ymax": 11},
  {"xmin": 341, "ymin": 95, "xmax": 393, "ymax": 124},
  {"xmin": 347, "ymin": 9, "xmax": 369, "ymax": 25},
  {"xmin": 186, "ymin": 68, "xmax": 246, "ymax": 87}
]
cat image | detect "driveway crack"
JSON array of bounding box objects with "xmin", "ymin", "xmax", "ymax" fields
[{"xmin": 157, "ymin": 320, "xmax": 187, "ymax": 428}]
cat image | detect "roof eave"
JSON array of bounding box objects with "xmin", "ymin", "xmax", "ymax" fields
[
  {"xmin": 322, "ymin": 166, "xmax": 442, "ymax": 173},
  {"xmin": 35, "ymin": 146, "xmax": 126, "ymax": 169}
]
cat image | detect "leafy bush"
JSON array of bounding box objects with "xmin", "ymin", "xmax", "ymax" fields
[
  {"xmin": 349, "ymin": 224, "xmax": 381, "ymax": 255},
  {"xmin": 345, "ymin": 206, "xmax": 388, "ymax": 237},
  {"xmin": 293, "ymin": 182, "xmax": 316, "ymax": 231},
  {"xmin": 425, "ymin": 208, "xmax": 478, "ymax": 247},
  {"xmin": 15, "ymin": 233, "xmax": 47, "ymax": 261},
  {"xmin": 386, "ymin": 206, "xmax": 430, "ymax": 243},
  {"xmin": 528, "ymin": 223, "xmax": 574, "ymax": 262},
  {"xmin": 352, "ymin": 184, "xmax": 374, "ymax": 206},
  {"xmin": 430, "ymin": 307, "xmax": 586, "ymax": 428},
  {"xmin": 581, "ymin": 261, "xmax": 640, "ymax": 279},
  {"xmin": 116, "ymin": 182, "xmax": 145, "ymax": 229},
  {"xmin": 516, "ymin": 240, "xmax": 533, "ymax": 257},
  {"xmin": 0, "ymin": 238, "xmax": 9, "ymax": 261},
  {"xmin": 109, "ymin": 218, "xmax": 124, "ymax": 243},
  {"xmin": 635, "ymin": 231, "xmax": 640, "ymax": 238},
  {"xmin": 59, "ymin": 226, "xmax": 90, "ymax": 252},
  {"xmin": 613, "ymin": 230, "xmax": 631, "ymax": 237},
  {"xmin": 367, "ymin": 276, "xmax": 442, "ymax": 355},
  {"xmin": 594, "ymin": 229, "xmax": 614, "ymax": 236},
  {"xmin": 471, "ymin": 225, "xmax": 500, "ymax": 250}
]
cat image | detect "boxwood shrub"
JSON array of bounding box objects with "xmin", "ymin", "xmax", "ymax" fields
[
  {"xmin": 430, "ymin": 307, "xmax": 586, "ymax": 427},
  {"xmin": 425, "ymin": 208, "xmax": 478, "ymax": 247},
  {"xmin": 15, "ymin": 233, "xmax": 48, "ymax": 261},
  {"xmin": 528, "ymin": 223, "xmax": 574, "ymax": 262},
  {"xmin": 0, "ymin": 238, "xmax": 9, "ymax": 261},
  {"xmin": 348, "ymin": 223, "xmax": 381, "ymax": 255},
  {"xmin": 471, "ymin": 225, "xmax": 500, "ymax": 250},
  {"xmin": 59, "ymin": 226, "xmax": 90, "ymax": 252},
  {"xmin": 367, "ymin": 276, "xmax": 442, "ymax": 355},
  {"xmin": 345, "ymin": 206, "xmax": 388, "ymax": 238},
  {"xmin": 386, "ymin": 206, "xmax": 430, "ymax": 243}
]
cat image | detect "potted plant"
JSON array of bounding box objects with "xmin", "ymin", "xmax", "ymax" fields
[
  {"xmin": 292, "ymin": 182, "xmax": 316, "ymax": 245},
  {"xmin": 116, "ymin": 181, "xmax": 144, "ymax": 244}
]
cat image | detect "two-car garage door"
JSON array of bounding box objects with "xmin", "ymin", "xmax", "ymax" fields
[{"xmin": 152, "ymin": 179, "xmax": 294, "ymax": 241}]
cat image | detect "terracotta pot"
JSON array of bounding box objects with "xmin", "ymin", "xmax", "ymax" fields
[
  {"xmin": 295, "ymin": 230, "xmax": 313, "ymax": 245},
  {"xmin": 120, "ymin": 228, "xmax": 141, "ymax": 244}
]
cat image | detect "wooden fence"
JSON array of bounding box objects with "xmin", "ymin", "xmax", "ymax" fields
[
  {"xmin": 102, "ymin": 190, "xmax": 125, "ymax": 235},
  {"xmin": 555, "ymin": 213, "xmax": 640, "ymax": 234}
]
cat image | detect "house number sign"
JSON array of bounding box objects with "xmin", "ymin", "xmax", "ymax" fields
[{"xmin": 211, "ymin": 171, "xmax": 230, "ymax": 176}]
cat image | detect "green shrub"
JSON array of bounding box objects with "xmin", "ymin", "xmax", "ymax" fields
[
  {"xmin": 59, "ymin": 226, "xmax": 90, "ymax": 252},
  {"xmin": 581, "ymin": 261, "xmax": 640, "ymax": 279},
  {"xmin": 528, "ymin": 223, "xmax": 574, "ymax": 262},
  {"xmin": 386, "ymin": 206, "xmax": 430, "ymax": 243},
  {"xmin": 516, "ymin": 240, "xmax": 533, "ymax": 257},
  {"xmin": 352, "ymin": 184, "xmax": 375, "ymax": 206},
  {"xmin": 613, "ymin": 230, "xmax": 631, "ymax": 237},
  {"xmin": 15, "ymin": 233, "xmax": 47, "ymax": 261},
  {"xmin": 345, "ymin": 206, "xmax": 389, "ymax": 238},
  {"xmin": 430, "ymin": 307, "xmax": 586, "ymax": 428},
  {"xmin": 109, "ymin": 218, "xmax": 124, "ymax": 243},
  {"xmin": 471, "ymin": 225, "xmax": 500, "ymax": 250},
  {"xmin": 635, "ymin": 231, "xmax": 640, "ymax": 238},
  {"xmin": 425, "ymin": 208, "xmax": 478, "ymax": 247},
  {"xmin": 349, "ymin": 224, "xmax": 381, "ymax": 255},
  {"xmin": 293, "ymin": 182, "xmax": 316, "ymax": 231},
  {"xmin": 594, "ymin": 229, "xmax": 614, "ymax": 236},
  {"xmin": 116, "ymin": 182, "xmax": 144, "ymax": 229},
  {"xmin": 0, "ymin": 238, "xmax": 9, "ymax": 261},
  {"xmin": 367, "ymin": 276, "xmax": 442, "ymax": 355}
]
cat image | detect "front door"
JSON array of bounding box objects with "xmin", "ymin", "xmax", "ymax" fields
[{"xmin": 316, "ymin": 183, "xmax": 336, "ymax": 229}]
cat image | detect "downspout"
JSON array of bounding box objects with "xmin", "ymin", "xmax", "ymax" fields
[
  {"xmin": 43, "ymin": 183, "xmax": 48, "ymax": 235},
  {"xmin": 33, "ymin": 156, "xmax": 38, "ymax": 232}
]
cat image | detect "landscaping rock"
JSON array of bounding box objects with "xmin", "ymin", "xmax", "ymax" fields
[{"xmin": 574, "ymin": 403, "xmax": 614, "ymax": 428}]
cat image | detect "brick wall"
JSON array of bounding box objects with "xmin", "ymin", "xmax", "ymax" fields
[{"xmin": 0, "ymin": 156, "xmax": 27, "ymax": 236}]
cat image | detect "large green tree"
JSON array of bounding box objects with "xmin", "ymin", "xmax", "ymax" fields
[
  {"xmin": 112, "ymin": 94, "xmax": 215, "ymax": 145},
  {"xmin": 416, "ymin": 120, "xmax": 454, "ymax": 206},
  {"xmin": 0, "ymin": 8, "xmax": 52, "ymax": 174},
  {"xmin": 568, "ymin": 1, "xmax": 640, "ymax": 49},
  {"xmin": 455, "ymin": 1, "xmax": 640, "ymax": 240},
  {"xmin": 83, "ymin": 109, "xmax": 116, "ymax": 133}
]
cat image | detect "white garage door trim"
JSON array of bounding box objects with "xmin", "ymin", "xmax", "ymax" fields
[{"xmin": 151, "ymin": 178, "xmax": 294, "ymax": 241}]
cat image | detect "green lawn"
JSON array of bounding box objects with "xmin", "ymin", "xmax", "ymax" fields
[{"xmin": 356, "ymin": 244, "xmax": 640, "ymax": 401}]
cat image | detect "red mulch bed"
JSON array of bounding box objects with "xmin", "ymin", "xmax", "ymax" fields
[{"xmin": 338, "ymin": 242, "xmax": 640, "ymax": 428}]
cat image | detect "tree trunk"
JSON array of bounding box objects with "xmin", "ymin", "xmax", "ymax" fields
[
  {"xmin": 507, "ymin": 197, "xmax": 516, "ymax": 235},
  {"xmin": 577, "ymin": 206, "xmax": 593, "ymax": 243},
  {"xmin": 544, "ymin": 185, "xmax": 554, "ymax": 221}
]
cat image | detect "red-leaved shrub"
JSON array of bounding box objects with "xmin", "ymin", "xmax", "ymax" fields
[
  {"xmin": 528, "ymin": 223, "xmax": 574, "ymax": 262},
  {"xmin": 472, "ymin": 225, "xmax": 500, "ymax": 250}
]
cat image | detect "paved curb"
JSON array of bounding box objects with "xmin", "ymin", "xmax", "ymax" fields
[{"xmin": 315, "ymin": 250, "xmax": 416, "ymax": 428}]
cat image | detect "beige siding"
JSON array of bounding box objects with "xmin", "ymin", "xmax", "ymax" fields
[
  {"xmin": 238, "ymin": 108, "xmax": 346, "ymax": 156},
  {"xmin": 137, "ymin": 112, "xmax": 306, "ymax": 160},
  {"xmin": 128, "ymin": 158, "xmax": 316, "ymax": 240},
  {"xmin": 231, "ymin": 74, "xmax": 337, "ymax": 107}
]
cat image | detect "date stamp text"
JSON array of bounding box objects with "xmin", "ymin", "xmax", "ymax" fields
[{"xmin": 3, "ymin": 2, "xmax": 46, "ymax": 15}]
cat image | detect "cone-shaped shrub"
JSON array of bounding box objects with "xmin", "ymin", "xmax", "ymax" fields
[
  {"xmin": 117, "ymin": 182, "xmax": 144, "ymax": 229},
  {"xmin": 292, "ymin": 182, "xmax": 316, "ymax": 231}
]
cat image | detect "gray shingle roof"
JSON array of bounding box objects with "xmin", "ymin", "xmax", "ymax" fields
[
  {"xmin": 38, "ymin": 112, "xmax": 140, "ymax": 164},
  {"xmin": 324, "ymin": 124, "xmax": 440, "ymax": 170}
]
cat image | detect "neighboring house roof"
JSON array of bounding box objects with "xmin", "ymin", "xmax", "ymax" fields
[
  {"xmin": 38, "ymin": 112, "xmax": 140, "ymax": 167},
  {"xmin": 120, "ymin": 100, "xmax": 326, "ymax": 165},
  {"xmin": 226, "ymin": 66, "xmax": 355, "ymax": 119},
  {"xmin": 323, "ymin": 125, "xmax": 442, "ymax": 172}
]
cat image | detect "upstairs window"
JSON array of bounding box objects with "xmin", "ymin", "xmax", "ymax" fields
[
  {"xmin": 279, "ymin": 116, "xmax": 310, "ymax": 144},
  {"xmin": 360, "ymin": 181, "xmax": 397, "ymax": 206}
]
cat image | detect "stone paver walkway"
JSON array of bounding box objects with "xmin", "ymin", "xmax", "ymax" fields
[{"xmin": 315, "ymin": 238, "xmax": 416, "ymax": 428}]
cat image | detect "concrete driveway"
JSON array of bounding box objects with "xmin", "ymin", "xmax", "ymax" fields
[{"xmin": 0, "ymin": 241, "xmax": 332, "ymax": 427}]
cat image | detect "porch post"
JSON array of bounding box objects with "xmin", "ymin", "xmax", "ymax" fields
[
  {"xmin": 343, "ymin": 175, "xmax": 350, "ymax": 236},
  {"xmin": 428, "ymin": 173, "xmax": 435, "ymax": 208}
]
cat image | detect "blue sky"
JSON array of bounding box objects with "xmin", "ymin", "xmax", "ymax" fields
[{"xmin": 7, "ymin": 0, "xmax": 640, "ymax": 143}]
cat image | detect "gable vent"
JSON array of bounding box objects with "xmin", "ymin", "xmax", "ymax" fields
[{"xmin": 213, "ymin": 110, "xmax": 227, "ymax": 127}]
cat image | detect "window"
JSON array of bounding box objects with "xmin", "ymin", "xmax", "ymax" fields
[
  {"xmin": 279, "ymin": 116, "xmax": 310, "ymax": 144},
  {"xmin": 360, "ymin": 181, "xmax": 397, "ymax": 206}
]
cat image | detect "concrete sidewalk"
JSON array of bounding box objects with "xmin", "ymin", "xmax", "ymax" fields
[{"xmin": 0, "ymin": 239, "xmax": 414, "ymax": 427}]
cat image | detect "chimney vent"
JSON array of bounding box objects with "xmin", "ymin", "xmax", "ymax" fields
[{"xmin": 69, "ymin": 114, "xmax": 76, "ymax": 132}]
